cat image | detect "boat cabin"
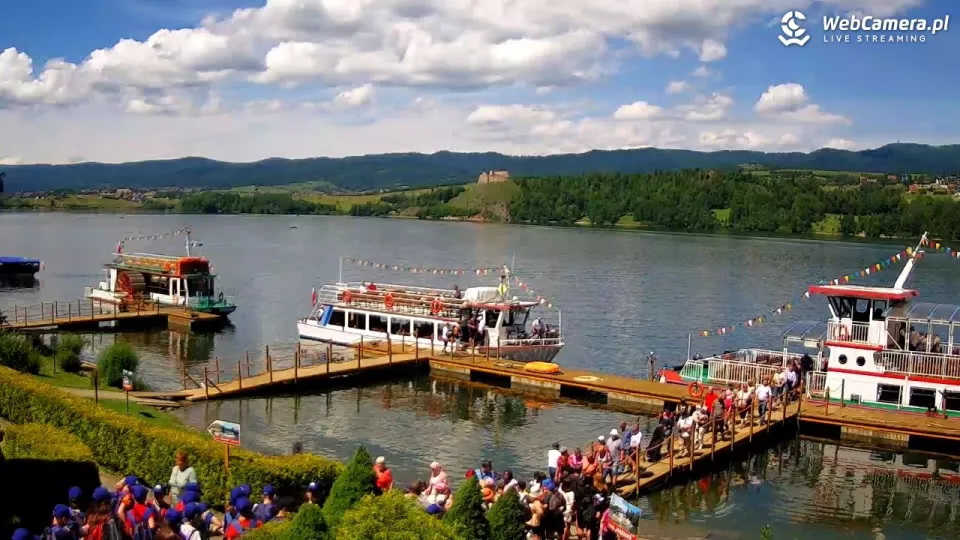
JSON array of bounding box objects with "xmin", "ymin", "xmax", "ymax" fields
[
  {"xmin": 808, "ymin": 284, "xmax": 918, "ymax": 348},
  {"xmin": 101, "ymin": 253, "xmax": 222, "ymax": 307}
]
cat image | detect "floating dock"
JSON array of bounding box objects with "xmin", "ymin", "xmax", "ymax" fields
[{"xmin": 1, "ymin": 298, "xmax": 224, "ymax": 331}]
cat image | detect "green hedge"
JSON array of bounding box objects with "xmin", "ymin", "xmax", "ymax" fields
[
  {"xmin": 2, "ymin": 423, "xmax": 95, "ymax": 463},
  {"xmin": 0, "ymin": 366, "xmax": 342, "ymax": 501}
]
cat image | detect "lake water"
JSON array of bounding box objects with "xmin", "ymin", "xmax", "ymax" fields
[{"xmin": 3, "ymin": 212, "xmax": 960, "ymax": 539}]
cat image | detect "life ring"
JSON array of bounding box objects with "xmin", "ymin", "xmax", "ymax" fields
[
  {"xmin": 430, "ymin": 297, "xmax": 443, "ymax": 315},
  {"xmin": 688, "ymin": 381, "xmax": 705, "ymax": 399},
  {"xmin": 384, "ymin": 293, "xmax": 395, "ymax": 309},
  {"xmin": 343, "ymin": 290, "xmax": 352, "ymax": 303},
  {"xmin": 218, "ymin": 292, "xmax": 224, "ymax": 303}
]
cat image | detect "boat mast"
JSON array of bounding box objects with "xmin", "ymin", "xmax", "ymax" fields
[
  {"xmin": 185, "ymin": 230, "xmax": 191, "ymax": 257},
  {"xmin": 894, "ymin": 231, "xmax": 928, "ymax": 289}
]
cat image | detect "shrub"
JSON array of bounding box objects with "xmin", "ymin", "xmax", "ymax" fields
[
  {"xmin": 487, "ymin": 489, "xmax": 527, "ymax": 540},
  {"xmin": 0, "ymin": 331, "xmax": 41, "ymax": 374},
  {"xmin": 57, "ymin": 334, "xmax": 87, "ymax": 373},
  {"xmin": 443, "ymin": 476, "xmax": 489, "ymax": 540},
  {"xmin": 97, "ymin": 342, "xmax": 139, "ymax": 388},
  {"xmin": 241, "ymin": 520, "xmax": 291, "ymax": 540},
  {"xmin": 0, "ymin": 366, "xmax": 342, "ymax": 503},
  {"xmin": 760, "ymin": 525, "xmax": 773, "ymax": 540},
  {"xmin": 336, "ymin": 491, "xmax": 460, "ymax": 540},
  {"xmin": 2, "ymin": 423, "xmax": 94, "ymax": 463},
  {"xmin": 285, "ymin": 503, "xmax": 331, "ymax": 540},
  {"xmin": 322, "ymin": 446, "xmax": 376, "ymax": 529}
]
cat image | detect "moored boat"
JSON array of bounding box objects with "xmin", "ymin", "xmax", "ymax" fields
[
  {"xmin": 0, "ymin": 256, "xmax": 41, "ymax": 277},
  {"xmin": 672, "ymin": 232, "xmax": 960, "ymax": 417},
  {"xmin": 86, "ymin": 230, "xmax": 236, "ymax": 316},
  {"xmin": 297, "ymin": 270, "xmax": 563, "ymax": 363}
]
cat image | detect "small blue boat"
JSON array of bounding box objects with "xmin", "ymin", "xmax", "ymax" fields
[{"xmin": 0, "ymin": 257, "xmax": 42, "ymax": 277}]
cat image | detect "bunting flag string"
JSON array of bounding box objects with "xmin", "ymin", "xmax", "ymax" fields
[
  {"xmin": 696, "ymin": 247, "xmax": 915, "ymax": 337},
  {"xmin": 343, "ymin": 257, "xmax": 504, "ymax": 276},
  {"xmin": 117, "ymin": 226, "xmax": 191, "ymax": 252},
  {"xmin": 920, "ymin": 237, "xmax": 960, "ymax": 259},
  {"xmin": 511, "ymin": 275, "xmax": 556, "ymax": 309}
]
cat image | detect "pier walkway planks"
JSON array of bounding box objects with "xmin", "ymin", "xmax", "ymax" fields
[{"xmin": 1, "ymin": 298, "xmax": 222, "ymax": 331}]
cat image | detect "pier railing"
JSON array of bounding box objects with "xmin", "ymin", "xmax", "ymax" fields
[
  {"xmin": 0, "ymin": 297, "xmax": 161, "ymax": 327},
  {"xmin": 806, "ymin": 371, "xmax": 827, "ymax": 397},
  {"xmin": 876, "ymin": 350, "xmax": 960, "ymax": 380},
  {"xmin": 707, "ymin": 358, "xmax": 781, "ymax": 386}
]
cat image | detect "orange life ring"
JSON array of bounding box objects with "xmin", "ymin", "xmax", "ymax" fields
[
  {"xmin": 688, "ymin": 381, "xmax": 705, "ymax": 399},
  {"xmin": 384, "ymin": 293, "xmax": 395, "ymax": 309},
  {"xmin": 833, "ymin": 324, "xmax": 849, "ymax": 341},
  {"xmin": 430, "ymin": 297, "xmax": 443, "ymax": 315},
  {"xmin": 343, "ymin": 290, "xmax": 352, "ymax": 303}
]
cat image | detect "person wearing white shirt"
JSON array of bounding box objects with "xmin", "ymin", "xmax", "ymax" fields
[
  {"xmin": 677, "ymin": 414, "xmax": 695, "ymax": 457},
  {"xmin": 756, "ymin": 378, "xmax": 772, "ymax": 424},
  {"xmin": 547, "ymin": 443, "xmax": 561, "ymax": 479},
  {"xmin": 441, "ymin": 323, "xmax": 451, "ymax": 352}
]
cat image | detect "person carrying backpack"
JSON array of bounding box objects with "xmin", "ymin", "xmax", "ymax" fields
[
  {"xmin": 83, "ymin": 488, "xmax": 123, "ymax": 540},
  {"xmin": 45, "ymin": 505, "xmax": 76, "ymax": 540},
  {"xmin": 179, "ymin": 505, "xmax": 204, "ymax": 540},
  {"xmin": 124, "ymin": 486, "xmax": 157, "ymax": 540},
  {"xmin": 251, "ymin": 485, "xmax": 276, "ymax": 524},
  {"xmin": 543, "ymin": 480, "xmax": 566, "ymax": 539},
  {"xmin": 223, "ymin": 498, "xmax": 261, "ymax": 540},
  {"xmin": 152, "ymin": 486, "xmax": 170, "ymax": 519}
]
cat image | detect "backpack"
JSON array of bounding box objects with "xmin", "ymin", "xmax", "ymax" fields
[
  {"xmin": 86, "ymin": 520, "xmax": 123, "ymax": 540},
  {"xmin": 126, "ymin": 508, "xmax": 155, "ymax": 540},
  {"xmin": 228, "ymin": 518, "xmax": 261, "ymax": 538},
  {"xmin": 42, "ymin": 525, "xmax": 72, "ymax": 540},
  {"xmin": 252, "ymin": 503, "xmax": 275, "ymax": 523},
  {"xmin": 547, "ymin": 492, "xmax": 566, "ymax": 517}
]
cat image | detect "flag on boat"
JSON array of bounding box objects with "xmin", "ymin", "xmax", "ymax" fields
[
  {"xmin": 116, "ymin": 242, "xmax": 123, "ymax": 254},
  {"xmin": 311, "ymin": 287, "xmax": 317, "ymax": 306}
]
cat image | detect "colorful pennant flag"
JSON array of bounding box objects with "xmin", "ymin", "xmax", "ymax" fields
[
  {"xmin": 343, "ymin": 257, "xmax": 504, "ymax": 276},
  {"xmin": 921, "ymin": 237, "xmax": 960, "ymax": 259},
  {"xmin": 512, "ymin": 275, "xmax": 556, "ymax": 309},
  {"xmin": 117, "ymin": 226, "xmax": 191, "ymax": 252},
  {"xmin": 696, "ymin": 247, "xmax": 913, "ymax": 337}
]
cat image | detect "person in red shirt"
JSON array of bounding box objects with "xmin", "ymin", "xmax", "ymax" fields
[
  {"xmin": 124, "ymin": 486, "xmax": 156, "ymax": 536},
  {"xmin": 224, "ymin": 498, "xmax": 261, "ymax": 540},
  {"xmin": 373, "ymin": 456, "xmax": 394, "ymax": 493}
]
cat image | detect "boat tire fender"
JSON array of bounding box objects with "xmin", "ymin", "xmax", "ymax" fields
[
  {"xmin": 688, "ymin": 381, "xmax": 705, "ymax": 399},
  {"xmin": 218, "ymin": 292, "xmax": 224, "ymax": 303},
  {"xmin": 385, "ymin": 293, "xmax": 395, "ymax": 309}
]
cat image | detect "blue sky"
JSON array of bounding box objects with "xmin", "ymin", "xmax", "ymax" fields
[{"xmin": 0, "ymin": 0, "xmax": 957, "ymax": 164}]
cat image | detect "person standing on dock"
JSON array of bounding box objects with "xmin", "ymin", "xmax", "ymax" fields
[
  {"xmin": 547, "ymin": 443, "xmax": 561, "ymax": 480},
  {"xmin": 756, "ymin": 377, "xmax": 772, "ymax": 424},
  {"xmin": 168, "ymin": 451, "xmax": 197, "ymax": 504},
  {"xmin": 374, "ymin": 457, "xmax": 394, "ymax": 493},
  {"xmin": 647, "ymin": 352, "xmax": 658, "ymax": 381}
]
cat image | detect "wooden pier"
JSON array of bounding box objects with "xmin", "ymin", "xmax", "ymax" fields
[{"xmin": 1, "ymin": 298, "xmax": 223, "ymax": 331}]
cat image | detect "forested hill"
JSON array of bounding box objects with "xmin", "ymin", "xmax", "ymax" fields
[{"xmin": 3, "ymin": 143, "xmax": 959, "ymax": 193}]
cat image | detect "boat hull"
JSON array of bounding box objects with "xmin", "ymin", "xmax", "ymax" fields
[
  {"xmin": 0, "ymin": 259, "xmax": 40, "ymax": 277},
  {"xmin": 85, "ymin": 289, "xmax": 236, "ymax": 317},
  {"xmin": 297, "ymin": 320, "xmax": 563, "ymax": 363}
]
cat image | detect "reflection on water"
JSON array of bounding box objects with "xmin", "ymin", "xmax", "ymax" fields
[{"xmin": 173, "ymin": 377, "xmax": 960, "ymax": 540}]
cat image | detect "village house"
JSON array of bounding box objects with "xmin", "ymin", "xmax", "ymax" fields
[{"xmin": 477, "ymin": 170, "xmax": 510, "ymax": 184}]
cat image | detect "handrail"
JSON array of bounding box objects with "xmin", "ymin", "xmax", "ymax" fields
[
  {"xmin": 876, "ymin": 349, "xmax": 960, "ymax": 380},
  {"xmin": 1, "ymin": 296, "xmax": 161, "ymax": 327}
]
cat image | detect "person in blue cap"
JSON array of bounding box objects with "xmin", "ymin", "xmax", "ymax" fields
[
  {"xmin": 223, "ymin": 486, "xmax": 244, "ymax": 526},
  {"xmin": 122, "ymin": 485, "xmax": 157, "ymax": 540},
  {"xmin": 81, "ymin": 487, "xmax": 123, "ymax": 540},
  {"xmin": 425, "ymin": 503, "xmax": 443, "ymax": 517},
  {"xmin": 252, "ymin": 485, "xmax": 276, "ymax": 523},
  {"xmin": 180, "ymin": 504, "xmax": 203, "ymax": 540},
  {"xmin": 45, "ymin": 505, "xmax": 76, "ymax": 540},
  {"xmin": 303, "ymin": 483, "xmax": 319, "ymax": 506},
  {"xmin": 223, "ymin": 497, "xmax": 261, "ymax": 540},
  {"xmin": 67, "ymin": 487, "xmax": 85, "ymax": 527},
  {"xmin": 151, "ymin": 485, "xmax": 170, "ymax": 519},
  {"xmin": 195, "ymin": 502, "xmax": 222, "ymax": 537},
  {"xmin": 175, "ymin": 490, "xmax": 198, "ymax": 513},
  {"xmin": 12, "ymin": 528, "xmax": 38, "ymax": 540}
]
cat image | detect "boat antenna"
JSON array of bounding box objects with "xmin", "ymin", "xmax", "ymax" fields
[
  {"xmin": 894, "ymin": 231, "xmax": 927, "ymax": 289},
  {"xmin": 185, "ymin": 229, "xmax": 191, "ymax": 257}
]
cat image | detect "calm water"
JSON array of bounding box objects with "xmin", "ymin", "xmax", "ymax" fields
[{"xmin": 3, "ymin": 212, "xmax": 960, "ymax": 539}]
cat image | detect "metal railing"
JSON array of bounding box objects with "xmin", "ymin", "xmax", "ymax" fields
[
  {"xmin": 679, "ymin": 360, "xmax": 705, "ymax": 381},
  {"xmin": 0, "ymin": 296, "xmax": 160, "ymax": 327},
  {"xmin": 707, "ymin": 358, "xmax": 782, "ymax": 386},
  {"xmin": 876, "ymin": 350, "xmax": 960, "ymax": 380},
  {"xmin": 806, "ymin": 371, "xmax": 827, "ymax": 397},
  {"xmin": 736, "ymin": 349, "xmax": 804, "ymax": 366},
  {"xmin": 826, "ymin": 321, "xmax": 871, "ymax": 344}
]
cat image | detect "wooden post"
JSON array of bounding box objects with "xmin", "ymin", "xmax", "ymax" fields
[
  {"xmin": 711, "ymin": 417, "xmax": 717, "ymax": 461},
  {"xmin": 246, "ymin": 351, "xmax": 251, "ymax": 377},
  {"xmin": 77, "ymin": 299, "xmax": 81, "ymax": 317},
  {"xmin": 360, "ymin": 336, "xmax": 364, "ymax": 359},
  {"xmin": 749, "ymin": 403, "xmax": 754, "ymax": 443},
  {"xmin": 796, "ymin": 393, "xmax": 802, "ymax": 427},
  {"xmin": 204, "ymin": 367, "xmax": 210, "ymax": 400},
  {"xmin": 388, "ymin": 335, "xmax": 393, "ymax": 365},
  {"xmin": 224, "ymin": 444, "xmax": 230, "ymax": 473},
  {"xmin": 415, "ymin": 338, "xmax": 419, "ymax": 360},
  {"xmin": 68, "ymin": 303, "xmax": 72, "ymax": 321},
  {"xmin": 90, "ymin": 299, "xmax": 95, "ymax": 320},
  {"xmin": 430, "ymin": 335, "xmax": 434, "ymax": 356},
  {"xmin": 472, "ymin": 345, "xmax": 476, "ymax": 363},
  {"xmin": 825, "ymin": 387, "xmax": 830, "ymax": 417},
  {"xmin": 266, "ymin": 346, "xmax": 273, "ymax": 383},
  {"xmin": 238, "ymin": 360, "xmax": 243, "ymax": 389},
  {"xmin": 840, "ymin": 379, "xmax": 845, "ymax": 407},
  {"xmin": 53, "ymin": 301, "xmax": 57, "ymax": 323},
  {"xmin": 668, "ymin": 419, "xmax": 676, "ymax": 478},
  {"xmin": 12, "ymin": 304, "xmax": 17, "ymax": 325},
  {"xmin": 215, "ymin": 357, "xmax": 221, "ymax": 384},
  {"xmin": 782, "ymin": 390, "xmax": 788, "ymax": 422},
  {"xmin": 294, "ymin": 350, "xmax": 299, "ymax": 385},
  {"xmin": 93, "ymin": 370, "xmax": 99, "ymax": 404},
  {"xmin": 327, "ymin": 343, "xmax": 331, "ymax": 375}
]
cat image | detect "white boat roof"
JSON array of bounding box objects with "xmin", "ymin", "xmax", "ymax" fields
[
  {"xmin": 322, "ymin": 282, "xmax": 543, "ymax": 310},
  {"xmin": 808, "ymin": 284, "xmax": 918, "ymax": 301}
]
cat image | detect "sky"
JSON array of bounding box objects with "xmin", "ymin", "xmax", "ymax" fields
[{"xmin": 1, "ymin": 0, "xmax": 958, "ymax": 165}]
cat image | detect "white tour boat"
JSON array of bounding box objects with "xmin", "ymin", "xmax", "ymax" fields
[
  {"xmin": 297, "ymin": 273, "xmax": 563, "ymax": 363},
  {"xmin": 673, "ymin": 233, "xmax": 960, "ymax": 417},
  {"xmin": 86, "ymin": 231, "xmax": 236, "ymax": 316}
]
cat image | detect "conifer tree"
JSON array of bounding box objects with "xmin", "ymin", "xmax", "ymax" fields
[
  {"xmin": 442, "ymin": 477, "xmax": 489, "ymax": 540},
  {"xmin": 322, "ymin": 446, "xmax": 376, "ymax": 529},
  {"xmin": 487, "ymin": 489, "xmax": 527, "ymax": 540},
  {"xmin": 287, "ymin": 503, "xmax": 331, "ymax": 540}
]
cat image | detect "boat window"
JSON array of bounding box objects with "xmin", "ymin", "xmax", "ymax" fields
[
  {"xmin": 390, "ymin": 317, "xmax": 411, "ymax": 336},
  {"xmin": 876, "ymin": 384, "xmax": 903, "ymax": 405},
  {"xmin": 347, "ymin": 311, "xmax": 365, "ymax": 330},
  {"xmin": 369, "ymin": 315, "xmax": 388, "ymax": 333},
  {"xmin": 871, "ymin": 300, "xmax": 887, "ymax": 321},
  {"xmin": 413, "ymin": 320, "xmax": 434, "ymax": 339},
  {"xmin": 837, "ymin": 354, "xmax": 848, "ymax": 365},
  {"xmin": 328, "ymin": 309, "xmax": 345, "ymax": 328},
  {"xmin": 146, "ymin": 274, "xmax": 168, "ymax": 295},
  {"xmin": 187, "ymin": 277, "xmax": 211, "ymax": 297},
  {"xmin": 856, "ymin": 356, "xmax": 866, "ymax": 367},
  {"xmin": 943, "ymin": 391, "xmax": 960, "ymax": 412},
  {"xmin": 853, "ymin": 299, "xmax": 870, "ymax": 323},
  {"xmin": 908, "ymin": 387, "xmax": 936, "ymax": 409}
]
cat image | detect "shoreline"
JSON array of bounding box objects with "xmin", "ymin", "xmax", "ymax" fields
[{"xmin": 2, "ymin": 207, "xmax": 924, "ymax": 247}]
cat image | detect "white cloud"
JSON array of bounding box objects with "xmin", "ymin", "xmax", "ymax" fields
[
  {"xmin": 825, "ymin": 138, "xmax": 857, "ymax": 149},
  {"xmin": 333, "ymin": 84, "xmax": 375, "ymax": 108},
  {"xmin": 700, "ymin": 130, "xmax": 768, "ymax": 149},
  {"xmin": 613, "ymin": 101, "xmax": 663, "ymax": 120},
  {"xmin": 682, "ymin": 93, "xmax": 733, "ymax": 121},
  {"xmin": 666, "ymin": 81, "xmax": 689, "ymax": 94},
  {"xmin": 466, "ymin": 104, "xmax": 556, "ymax": 126},
  {"xmin": 755, "ymin": 83, "xmax": 849, "ymax": 124},
  {"xmin": 692, "ymin": 65, "xmax": 711, "ymax": 78},
  {"xmin": 699, "ymin": 40, "xmax": 727, "ymax": 62}
]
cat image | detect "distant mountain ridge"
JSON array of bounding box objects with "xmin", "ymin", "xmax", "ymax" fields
[{"xmin": 3, "ymin": 143, "xmax": 959, "ymax": 193}]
